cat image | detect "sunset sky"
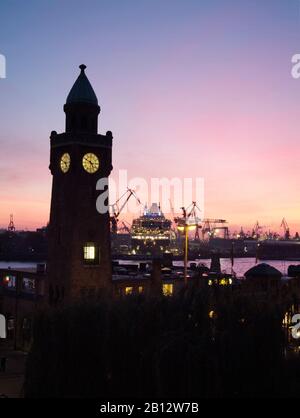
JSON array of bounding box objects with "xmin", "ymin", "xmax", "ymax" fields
[{"xmin": 1, "ymin": 0, "xmax": 300, "ymax": 233}]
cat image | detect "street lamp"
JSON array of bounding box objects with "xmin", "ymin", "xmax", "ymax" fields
[{"xmin": 177, "ymin": 223, "xmax": 196, "ymax": 285}]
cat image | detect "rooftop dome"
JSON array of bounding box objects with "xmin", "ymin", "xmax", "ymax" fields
[
  {"xmin": 245, "ymin": 263, "xmax": 282, "ymax": 279},
  {"xmin": 66, "ymin": 64, "xmax": 98, "ymax": 105}
]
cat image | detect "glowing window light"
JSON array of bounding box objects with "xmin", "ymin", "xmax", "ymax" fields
[
  {"xmin": 125, "ymin": 287, "xmax": 133, "ymax": 295},
  {"xmin": 138, "ymin": 286, "xmax": 143, "ymax": 294},
  {"xmin": 209, "ymin": 310, "xmax": 216, "ymax": 319},
  {"xmin": 220, "ymin": 278, "xmax": 227, "ymax": 285},
  {"xmin": 162, "ymin": 283, "xmax": 173, "ymax": 296},
  {"xmin": 84, "ymin": 243, "xmax": 96, "ymax": 260},
  {"xmin": 208, "ymin": 279, "xmax": 213, "ymax": 286},
  {"xmin": 4, "ymin": 275, "xmax": 16, "ymax": 288},
  {"xmin": 283, "ymin": 312, "xmax": 290, "ymax": 326}
]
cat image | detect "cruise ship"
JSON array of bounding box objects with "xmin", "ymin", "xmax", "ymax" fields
[{"xmin": 131, "ymin": 203, "xmax": 172, "ymax": 255}]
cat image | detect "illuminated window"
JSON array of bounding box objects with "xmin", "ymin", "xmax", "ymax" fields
[
  {"xmin": 208, "ymin": 279, "xmax": 213, "ymax": 286},
  {"xmin": 3, "ymin": 275, "xmax": 16, "ymax": 288},
  {"xmin": 84, "ymin": 244, "xmax": 95, "ymax": 260},
  {"xmin": 125, "ymin": 287, "xmax": 133, "ymax": 295},
  {"xmin": 283, "ymin": 312, "xmax": 290, "ymax": 326},
  {"xmin": 138, "ymin": 286, "xmax": 143, "ymax": 294},
  {"xmin": 162, "ymin": 283, "xmax": 173, "ymax": 296},
  {"xmin": 83, "ymin": 243, "xmax": 99, "ymax": 264},
  {"xmin": 220, "ymin": 278, "xmax": 227, "ymax": 286},
  {"xmin": 209, "ymin": 310, "xmax": 215, "ymax": 319}
]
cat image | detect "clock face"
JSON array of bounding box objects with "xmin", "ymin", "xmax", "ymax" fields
[
  {"xmin": 60, "ymin": 153, "xmax": 71, "ymax": 173},
  {"xmin": 82, "ymin": 153, "xmax": 99, "ymax": 174}
]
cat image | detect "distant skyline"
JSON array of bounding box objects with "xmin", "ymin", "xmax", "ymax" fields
[{"xmin": 1, "ymin": 0, "xmax": 300, "ymax": 233}]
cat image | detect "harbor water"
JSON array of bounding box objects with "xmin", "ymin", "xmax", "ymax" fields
[{"xmin": 1, "ymin": 258, "xmax": 295, "ymax": 278}]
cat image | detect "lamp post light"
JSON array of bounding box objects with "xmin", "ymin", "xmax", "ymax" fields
[{"xmin": 177, "ymin": 223, "xmax": 196, "ymax": 285}]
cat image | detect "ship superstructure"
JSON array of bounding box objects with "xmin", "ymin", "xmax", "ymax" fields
[{"xmin": 131, "ymin": 203, "xmax": 172, "ymax": 255}]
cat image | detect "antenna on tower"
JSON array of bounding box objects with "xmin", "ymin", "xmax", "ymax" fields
[{"xmin": 8, "ymin": 214, "xmax": 16, "ymax": 232}]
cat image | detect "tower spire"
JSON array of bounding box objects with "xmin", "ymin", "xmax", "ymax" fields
[
  {"xmin": 66, "ymin": 64, "xmax": 98, "ymax": 105},
  {"xmin": 64, "ymin": 64, "xmax": 100, "ymax": 134}
]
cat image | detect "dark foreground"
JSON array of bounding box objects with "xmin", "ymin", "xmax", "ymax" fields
[{"xmin": 23, "ymin": 287, "xmax": 300, "ymax": 399}]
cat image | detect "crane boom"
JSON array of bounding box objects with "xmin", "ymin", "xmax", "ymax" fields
[
  {"xmin": 110, "ymin": 188, "xmax": 141, "ymax": 233},
  {"xmin": 281, "ymin": 217, "xmax": 290, "ymax": 240}
]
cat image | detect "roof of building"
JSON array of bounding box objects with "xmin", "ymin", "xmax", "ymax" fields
[
  {"xmin": 66, "ymin": 64, "xmax": 98, "ymax": 105},
  {"xmin": 244, "ymin": 263, "xmax": 282, "ymax": 279}
]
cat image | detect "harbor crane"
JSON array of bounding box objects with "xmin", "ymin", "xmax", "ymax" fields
[
  {"xmin": 281, "ymin": 218, "xmax": 290, "ymax": 240},
  {"xmin": 120, "ymin": 221, "xmax": 131, "ymax": 234},
  {"xmin": 201, "ymin": 218, "xmax": 228, "ymax": 240},
  {"xmin": 174, "ymin": 202, "xmax": 228, "ymax": 240},
  {"xmin": 174, "ymin": 201, "xmax": 202, "ymax": 240},
  {"xmin": 174, "ymin": 202, "xmax": 202, "ymax": 284},
  {"xmin": 7, "ymin": 214, "xmax": 15, "ymax": 232},
  {"xmin": 252, "ymin": 221, "xmax": 264, "ymax": 239},
  {"xmin": 110, "ymin": 188, "xmax": 141, "ymax": 234}
]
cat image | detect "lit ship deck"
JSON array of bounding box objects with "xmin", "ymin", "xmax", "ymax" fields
[{"xmin": 131, "ymin": 203, "xmax": 172, "ymax": 255}]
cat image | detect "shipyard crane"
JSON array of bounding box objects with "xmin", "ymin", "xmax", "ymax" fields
[
  {"xmin": 174, "ymin": 202, "xmax": 202, "ymax": 284},
  {"xmin": 252, "ymin": 221, "xmax": 263, "ymax": 239},
  {"xmin": 174, "ymin": 201, "xmax": 202, "ymax": 239},
  {"xmin": 237, "ymin": 227, "xmax": 245, "ymax": 239},
  {"xmin": 201, "ymin": 218, "xmax": 228, "ymax": 240},
  {"xmin": 281, "ymin": 218, "xmax": 290, "ymax": 240},
  {"xmin": 174, "ymin": 203, "xmax": 228, "ymax": 240},
  {"xmin": 110, "ymin": 188, "xmax": 141, "ymax": 234},
  {"xmin": 7, "ymin": 214, "xmax": 15, "ymax": 232},
  {"xmin": 186, "ymin": 202, "xmax": 202, "ymax": 239},
  {"xmin": 120, "ymin": 221, "xmax": 131, "ymax": 234}
]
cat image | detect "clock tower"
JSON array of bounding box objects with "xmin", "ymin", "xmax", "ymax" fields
[{"xmin": 47, "ymin": 65, "xmax": 113, "ymax": 305}]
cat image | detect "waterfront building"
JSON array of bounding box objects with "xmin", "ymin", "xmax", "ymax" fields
[{"xmin": 47, "ymin": 65, "xmax": 113, "ymax": 304}]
